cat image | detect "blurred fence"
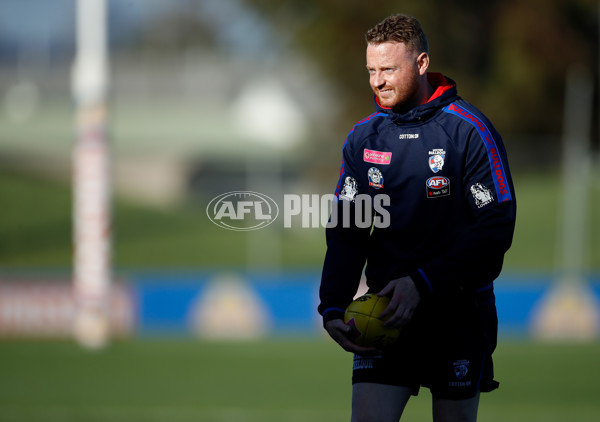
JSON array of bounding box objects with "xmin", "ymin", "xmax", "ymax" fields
[{"xmin": 1, "ymin": 271, "xmax": 599, "ymax": 340}]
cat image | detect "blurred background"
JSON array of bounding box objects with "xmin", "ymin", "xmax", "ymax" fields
[{"xmin": 0, "ymin": 0, "xmax": 599, "ymax": 421}]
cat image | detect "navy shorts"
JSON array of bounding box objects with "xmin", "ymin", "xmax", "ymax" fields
[{"xmin": 352, "ymin": 288, "xmax": 499, "ymax": 400}]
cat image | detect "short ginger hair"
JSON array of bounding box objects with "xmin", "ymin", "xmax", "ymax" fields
[{"xmin": 365, "ymin": 14, "xmax": 429, "ymax": 54}]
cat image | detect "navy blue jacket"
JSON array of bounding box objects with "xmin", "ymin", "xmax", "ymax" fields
[{"xmin": 319, "ymin": 73, "xmax": 516, "ymax": 325}]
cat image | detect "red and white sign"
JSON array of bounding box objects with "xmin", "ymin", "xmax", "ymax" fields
[{"xmin": 0, "ymin": 280, "xmax": 134, "ymax": 338}]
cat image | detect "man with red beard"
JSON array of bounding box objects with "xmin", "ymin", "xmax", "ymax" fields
[{"xmin": 318, "ymin": 14, "xmax": 516, "ymax": 422}]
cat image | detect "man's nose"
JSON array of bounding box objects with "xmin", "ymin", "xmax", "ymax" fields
[{"xmin": 373, "ymin": 73, "xmax": 385, "ymax": 88}]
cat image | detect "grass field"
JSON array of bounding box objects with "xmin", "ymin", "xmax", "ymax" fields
[
  {"xmin": 0, "ymin": 339, "xmax": 599, "ymax": 422},
  {"xmin": 1, "ymin": 164, "xmax": 599, "ymax": 422},
  {"xmin": 1, "ymin": 168, "xmax": 599, "ymax": 270}
]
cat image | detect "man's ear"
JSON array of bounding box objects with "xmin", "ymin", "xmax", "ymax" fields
[{"xmin": 417, "ymin": 52, "xmax": 429, "ymax": 76}]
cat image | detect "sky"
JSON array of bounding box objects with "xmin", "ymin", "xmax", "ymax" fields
[{"xmin": 0, "ymin": 0, "xmax": 278, "ymax": 60}]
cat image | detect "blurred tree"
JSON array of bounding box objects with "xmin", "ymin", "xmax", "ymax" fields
[
  {"xmin": 133, "ymin": 9, "xmax": 216, "ymax": 54},
  {"xmin": 243, "ymin": 0, "xmax": 598, "ymax": 159},
  {"xmin": 484, "ymin": 0, "xmax": 598, "ymax": 136},
  {"xmin": 109, "ymin": 0, "xmax": 598, "ymax": 166}
]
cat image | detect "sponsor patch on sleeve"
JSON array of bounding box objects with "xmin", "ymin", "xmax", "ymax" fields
[
  {"xmin": 470, "ymin": 183, "xmax": 494, "ymax": 208},
  {"xmin": 339, "ymin": 176, "xmax": 358, "ymax": 202}
]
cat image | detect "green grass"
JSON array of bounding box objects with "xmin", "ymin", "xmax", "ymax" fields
[
  {"xmin": 0, "ymin": 339, "xmax": 598, "ymax": 422},
  {"xmin": 0, "ymin": 169, "xmax": 327, "ymax": 269},
  {"xmin": 0, "ymin": 168, "xmax": 599, "ymax": 270},
  {"xmin": 506, "ymin": 170, "xmax": 600, "ymax": 270},
  {"xmin": 0, "ymin": 171, "xmax": 73, "ymax": 267},
  {"xmin": 504, "ymin": 172, "xmax": 560, "ymax": 269}
]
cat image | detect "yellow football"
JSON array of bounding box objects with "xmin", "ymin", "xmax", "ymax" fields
[{"xmin": 344, "ymin": 293, "xmax": 400, "ymax": 349}]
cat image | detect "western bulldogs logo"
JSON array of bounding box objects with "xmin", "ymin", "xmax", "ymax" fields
[
  {"xmin": 453, "ymin": 360, "xmax": 470, "ymax": 380},
  {"xmin": 428, "ymin": 149, "xmax": 446, "ymax": 173},
  {"xmin": 368, "ymin": 167, "xmax": 384, "ymax": 189}
]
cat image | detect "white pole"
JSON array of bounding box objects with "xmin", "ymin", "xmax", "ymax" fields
[
  {"xmin": 72, "ymin": 0, "xmax": 111, "ymax": 349},
  {"xmin": 558, "ymin": 65, "xmax": 593, "ymax": 275},
  {"xmin": 531, "ymin": 65, "xmax": 599, "ymax": 340}
]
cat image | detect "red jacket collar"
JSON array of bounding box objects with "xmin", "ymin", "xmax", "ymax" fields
[
  {"xmin": 426, "ymin": 72, "xmax": 454, "ymax": 103},
  {"xmin": 374, "ymin": 72, "xmax": 455, "ymax": 110}
]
